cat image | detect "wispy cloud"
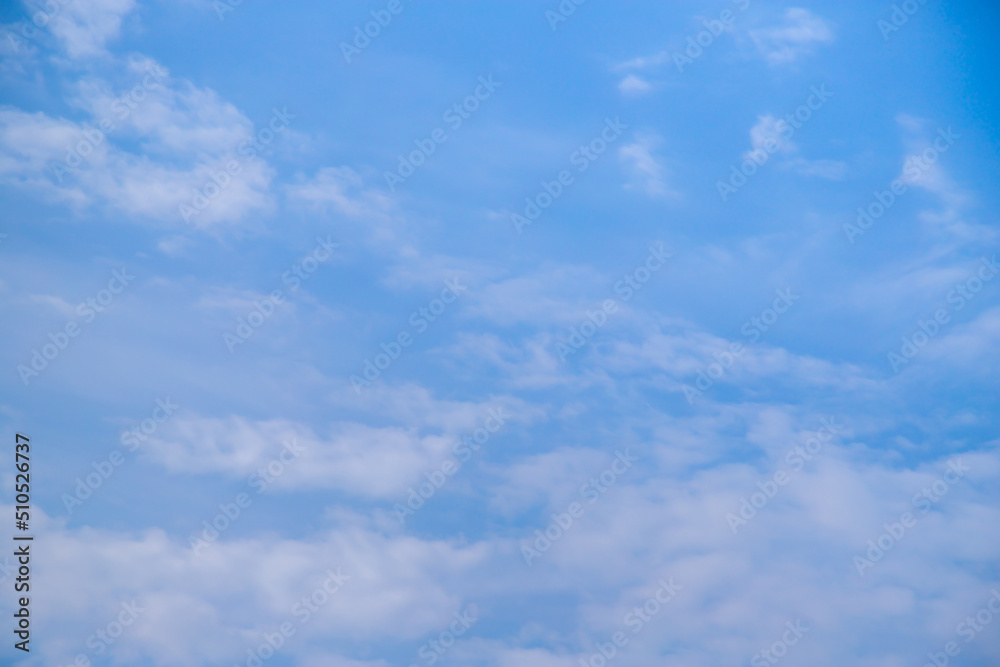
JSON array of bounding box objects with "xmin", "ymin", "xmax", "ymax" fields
[
  {"xmin": 614, "ymin": 50, "xmax": 671, "ymax": 72},
  {"xmin": 743, "ymin": 114, "xmax": 846, "ymax": 180},
  {"xmin": 750, "ymin": 8, "xmax": 834, "ymax": 65},
  {"xmin": 619, "ymin": 132, "xmax": 676, "ymax": 198},
  {"xmin": 618, "ymin": 73, "xmax": 652, "ymax": 97}
]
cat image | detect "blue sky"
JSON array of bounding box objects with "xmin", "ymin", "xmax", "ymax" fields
[{"xmin": 1, "ymin": 0, "xmax": 1000, "ymax": 665}]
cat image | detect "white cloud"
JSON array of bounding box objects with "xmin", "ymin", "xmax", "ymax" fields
[
  {"xmin": 891, "ymin": 115, "xmax": 995, "ymax": 242},
  {"xmin": 5, "ymin": 380, "xmax": 1000, "ymax": 667},
  {"xmin": 614, "ymin": 51, "xmax": 670, "ymax": 72},
  {"xmin": 488, "ymin": 446, "xmax": 610, "ymax": 516},
  {"xmin": 744, "ymin": 114, "xmax": 796, "ymax": 160},
  {"xmin": 285, "ymin": 166, "xmax": 393, "ymax": 219},
  {"xmin": 143, "ymin": 387, "xmax": 537, "ymax": 499},
  {"xmin": 750, "ymin": 8, "xmax": 834, "ymax": 65},
  {"xmin": 742, "ymin": 114, "xmax": 846, "ymax": 180},
  {"xmin": 619, "ymin": 132, "xmax": 676, "ymax": 198},
  {"xmin": 905, "ymin": 306, "xmax": 1000, "ymax": 374},
  {"xmin": 27, "ymin": 292, "xmax": 77, "ymax": 318},
  {"xmin": 895, "ymin": 116, "xmax": 966, "ymax": 207},
  {"xmin": 0, "ymin": 60, "xmax": 276, "ymax": 227},
  {"xmin": 19, "ymin": 507, "xmax": 491, "ymax": 665},
  {"xmin": 618, "ymin": 74, "xmax": 652, "ymax": 96},
  {"xmin": 156, "ymin": 234, "xmax": 195, "ymax": 257},
  {"xmin": 463, "ymin": 263, "xmax": 607, "ymax": 327},
  {"xmin": 144, "ymin": 415, "xmax": 456, "ymax": 499},
  {"xmin": 47, "ymin": 0, "xmax": 137, "ymax": 58}
]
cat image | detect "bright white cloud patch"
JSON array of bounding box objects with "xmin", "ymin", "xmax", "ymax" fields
[
  {"xmin": 0, "ymin": 52, "xmax": 280, "ymax": 227},
  {"xmin": 48, "ymin": 0, "xmax": 137, "ymax": 58}
]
